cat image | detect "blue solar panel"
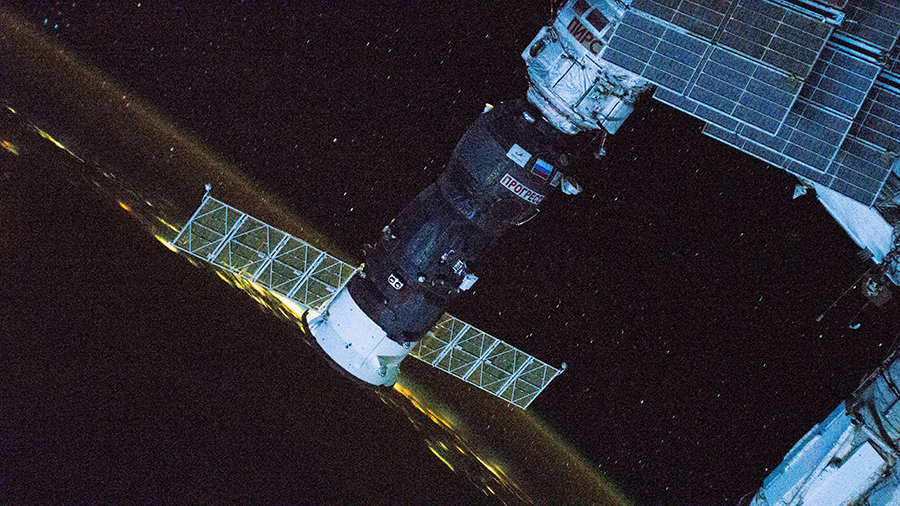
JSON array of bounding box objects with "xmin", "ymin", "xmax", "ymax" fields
[
  {"xmin": 703, "ymin": 124, "xmax": 837, "ymax": 188},
  {"xmin": 841, "ymin": 0, "xmax": 900, "ymax": 51},
  {"xmin": 602, "ymin": 10, "xmax": 709, "ymax": 94},
  {"xmin": 728, "ymin": 103, "xmax": 846, "ymax": 171},
  {"xmin": 647, "ymin": 49, "xmax": 804, "ymax": 135},
  {"xmin": 849, "ymin": 85, "xmax": 900, "ymax": 160},
  {"xmin": 799, "ymin": 46, "xmax": 881, "ymax": 118},
  {"xmin": 703, "ymin": 84, "xmax": 900, "ymax": 205},
  {"xmin": 630, "ymin": 0, "xmax": 730, "ymax": 40},
  {"xmin": 784, "ymin": 104, "xmax": 851, "ymax": 171},
  {"xmin": 689, "ymin": 47, "xmax": 802, "ymax": 133},
  {"xmin": 698, "ymin": 51, "xmax": 885, "ymax": 203},
  {"xmin": 603, "ymin": 0, "xmax": 898, "ymax": 205},
  {"xmin": 604, "ymin": 0, "xmax": 831, "ymax": 134},
  {"xmin": 827, "ymin": 137, "xmax": 893, "ymax": 204},
  {"xmin": 718, "ymin": 0, "xmax": 832, "ymax": 79}
]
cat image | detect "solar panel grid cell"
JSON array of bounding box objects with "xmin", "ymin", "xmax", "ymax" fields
[
  {"xmin": 825, "ymin": 152, "xmax": 885, "ymax": 204},
  {"xmin": 645, "ymin": 66, "xmax": 690, "ymax": 92},
  {"xmin": 728, "ymin": 1, "xmax": 831, "ymax": 79},
  {"xmin": 733, "ymin": 105, "xmax": 782, "ymax": 133},
  {"xmin": 609, "ymin": 1, "xmax": 829, "ymax": 134},
  {"xmin": 790, "ymin": 48, "xmax": 882, "ymax": 170},
  {"xmin": 662, "ymin": 27, "xmax": 708, "ymax": 56},
  {"xmin": 722, "ymin": 10, "xmax": 773, "ymax": 60},
  {"xmin": 855, "ymin": 88, "xmax": 900, "ymax": 154},
  {"xmin": 744, "ymin": 140, "xmax": 788, "ymax": 167},
  {"xmin": 630, "ymin": 0, "xmax": 678, "ymax": 23},
  {"xmin": 775, "ymin": 22, "xmax": 827, "ymax": 54},
  {"xmin": 672, "ymin": 2, "xmax": 726, "ymax": 40},
  {"xmin": 702, "ymin": 123, "xmax": 744, "ymax": 146},
  {"xmin": 784, "ymin": 139, "xmax": 832, "ymax": 171},
  {"xmin": 834, "ymin": 164, "xmax": 881, "ymax": 193},
  {"xmin": 842, "ymin": 0, "xmax": 900, "ymax": 51},
  {"xmin": 690, "ymin": 83, "xmax": 736, "ymax": 113},
  {"xmin": 671, "ymin": 15, "xmax": 716, "ymax": 42},
  {"xmin": 697, "ymin": 71, "xmax": 743, "ymax": 101},
  {"xmin": 603, "ymin": 10, "xmax": 713, "ymax": 93},
  {"xmin": 602, "ymin": 14, "xmax": 657, "ymax": 74},
  {"xmin": 739, "ymin": 120, "xmax": 787, "ymax": 151},
  {"xmin": 746, "ymin": 69, "xmax": 798, "ymax": 125},
  {"xmin": 611, "ymin": 25, "xmax": 656, "ymax": 61},
  {"xmin": 746, "ymin": 72, "xmax": 796, "ymax": 107},
  {"xmin": 786, "ymin": 158, "xmax": 834, "ymax": 186},
  {"xmin": 796, "ymin": 107, "xmax": 849, "ymax": 147},
  {"xmin": 695, "ymin": 104, "xmax": 740, "ymax": 130},
  {"xmin": 649, "ymin": 50, "xmax": 697, "ymax": 83}
]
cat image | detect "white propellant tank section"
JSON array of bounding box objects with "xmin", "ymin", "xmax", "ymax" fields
[{"xmin": 306, "ymin": 282, "xmax": 412, "ymax": 386}]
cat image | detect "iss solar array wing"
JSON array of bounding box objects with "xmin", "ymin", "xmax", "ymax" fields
[
  {"xmin": 173, "ymin": 195, "xmax": 562, "ymax": 409},
  {"xmin": 599, "ymin": 0, "xmax": 900, "ymax": 206}
]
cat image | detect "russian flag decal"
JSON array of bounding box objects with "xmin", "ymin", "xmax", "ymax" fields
[{"xmin": 531, "ymin": 158, "xmax": 553, "ymax": 180}]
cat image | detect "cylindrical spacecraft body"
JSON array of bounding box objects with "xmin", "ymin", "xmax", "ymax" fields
[{"xmin": 308, "ymin": 100, "xmax": 573, "ymax": 385}]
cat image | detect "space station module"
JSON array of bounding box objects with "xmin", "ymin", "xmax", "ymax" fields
[{"xmin": 745, "ymin": 346, "xmax": 900, "ymax": 505}]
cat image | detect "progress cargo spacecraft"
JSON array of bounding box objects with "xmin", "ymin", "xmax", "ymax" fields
[{"xmin": 301, "ymin": 0, "xmax": 649, "ymax": 386}]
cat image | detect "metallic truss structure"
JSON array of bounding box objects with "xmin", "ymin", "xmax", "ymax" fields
[{"xmin": 173, "ymin": 194, "xmax": 563, "ymax": 409}]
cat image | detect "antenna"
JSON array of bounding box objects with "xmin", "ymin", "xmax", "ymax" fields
[{"xmin": 816, "ymin": 267, "xmax": 873, "ymax": 323}]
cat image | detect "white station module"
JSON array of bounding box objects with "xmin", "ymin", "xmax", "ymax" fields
[{"xmin": 522, "ymin": 0, "xmax": 651, "ymax": 135}]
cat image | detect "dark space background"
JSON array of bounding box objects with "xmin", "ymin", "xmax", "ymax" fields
[{"xmin": 2, "ymin": 3, "xmax": 899, "ymax": 504}]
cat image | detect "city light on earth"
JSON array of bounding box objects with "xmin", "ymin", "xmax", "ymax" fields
[{"xmin": 2, "ymin": 139, "xmax": 18, "ymax": 155}]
